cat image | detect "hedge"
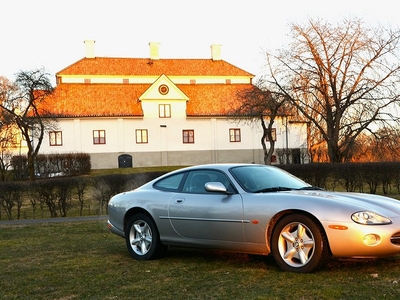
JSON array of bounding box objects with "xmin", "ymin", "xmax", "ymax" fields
[{"xmin": 2, "ymin": 162, "xmax": 400, "ymax": 221}]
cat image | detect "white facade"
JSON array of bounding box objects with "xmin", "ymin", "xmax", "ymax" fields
[
  {"xmin": 37, "ymin": 42, "xmax": 309, "ymax": 169},
  {"xmin": 39, "ymin": 116, "xmax": 308, "ymax": 169}
]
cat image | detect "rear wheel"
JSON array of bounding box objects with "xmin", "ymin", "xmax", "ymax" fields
[
  {"xmin": 125, "ymin": 213, "xmax": 166, "ymax": 260},
  {"xmin": 271, "ymin": 214, "xmax": 330, "ymax": 273}
]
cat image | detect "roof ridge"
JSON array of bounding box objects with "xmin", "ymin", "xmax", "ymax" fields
[{"xmin": 56, "ymin": 57, "xmax": 255, "ymax": 77}]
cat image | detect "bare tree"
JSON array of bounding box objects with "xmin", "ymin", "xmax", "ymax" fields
[
  {"xmin": 0, "ymin": 69, "xmax": 56, "ymax": 180},
  {"xmin": 229, "ymin": 79, "xmax": 290, "ymax": 164},
  {"xmin": 364, "ymin": 128, "xmax": 400, "ymax": 162},
  {"xmin": 0, "ymin": 77, "xmax": 19, "ymax": 181},
  {"xmin": 266, "ymin": 18, "xmax": 400, "ymax": 163},
  {"xmin": 0, "ymin": 118, "xmax": 17, "ymax": 181}
]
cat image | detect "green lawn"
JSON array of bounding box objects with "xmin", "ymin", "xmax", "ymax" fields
[{"xmin": 1, "ymin": 219, "xmax": 400, "ymax": 299}]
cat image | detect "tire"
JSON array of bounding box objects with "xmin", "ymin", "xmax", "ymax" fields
[
  {"xmin": 125, "ymin": 213, "xmax": 166, "ymax": 260},
  {"xmin": 271, "ymin": 214, "xmax": 330, "ymax": 273}
]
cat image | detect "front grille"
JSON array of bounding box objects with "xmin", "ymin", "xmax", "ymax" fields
[{"xmin": 390, "ymin": 232, "xmax": 400, "ymax": 245}]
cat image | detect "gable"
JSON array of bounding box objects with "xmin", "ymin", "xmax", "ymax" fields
[{"xmin": 139, "ymin": 74, "xmax": 189, "ymax": 101}]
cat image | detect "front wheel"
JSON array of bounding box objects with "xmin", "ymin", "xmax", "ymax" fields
[
  {"xmin": 125, "ymin": 213, "xmax": 166, "ymax": 260},
  {"xmin": 271, "ymin": 214, "xmax": 330, "ymax": 273}
]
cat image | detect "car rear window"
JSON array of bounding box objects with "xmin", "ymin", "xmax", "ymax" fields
[{"xmin": 153, "ymin": 172, "xmax": 185, "ymax": 191}]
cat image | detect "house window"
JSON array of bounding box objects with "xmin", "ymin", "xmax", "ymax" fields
[
  {"xmin": 93, "ymin": 130, "xmax": 106, "ymax": 144},
  {"xmin": 265, "ymin": 128, "xmax": 277, "ymax": 141},
  {"xmin": 136, "ymin": 129, "xmax": 148, "ymax": 143},
  {"xmin": 49, "ymin": 131, "xmax": 63, "ymax": 146},
  {"xmin": 229, "ymin": 128, "xmax": 241, "ymax": 142},
  {"xmin": 183, "ymin": 130, "xmax": 194, "ymax": 143},
  {"xmin": 159, "ymin": 104, "xmax": 171, "ymax": 118}
]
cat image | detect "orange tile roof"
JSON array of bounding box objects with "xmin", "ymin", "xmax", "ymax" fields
[
  {"xmin": 57, "ymin": 57, "xmax": 254, "ymax": 77},
  {"xmin": 40, "ymin": 84, "xmax": 144, "ymax": 117},
  {"xmin": 181, "ymin": 84, "xmax": 247, "ymax": 116},
  {"xmin": 39, "ymin": 83, "xmax": 250, "ymax": 117}
]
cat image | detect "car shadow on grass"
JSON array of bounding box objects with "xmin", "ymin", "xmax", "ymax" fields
[{"xmin": 159, "ymin": 247, "xmax": 400, "ymax": 274}]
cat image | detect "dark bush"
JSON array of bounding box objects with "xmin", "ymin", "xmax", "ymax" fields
[
  {"xmin": 29, "ymin": 177, "xmax": 76, "ymax": 217},
  {"xmin": 26, "ymin": 182, "xmax": 41, "ymax": 219},
  {"xmin": 3, "ymin": 163, "xmax": 400, "ymax": 221},
  {"xmin": 71, "ymin": 177, "xmax": 91, "ymax": 216},
  {"xmin": 92, "ymin": 174, "xmax": 129, "ymax": 214},
  {"xmin": 30, "ymin": 180, "xmax": 59, "ymax": 217},
  {"xmin": 279, "ymin": 163, "xmax": 333, "ymax": 189},
  {"xmin": 54, "ymin": 178, "xmax": 74, "ymax": 217},
  {"xmin": 63, "ymin": 153, "xmax": 91, "ymax": 175},
  {"xmin": 11, "ymin": 153, "xmax": 91, "ymax": 180},
  {"xmin": 332, "ymin": 163, "xmax": 363, "ymax": 192},
  {"xmin": 91, "ymin": 172, "xmax": 166, "ymax": 214},
  {"xmin": 0, "ymin": 182, "xmax": 26, "ymax": 220},
  {"xmin": 124, "ymin": 171, "xmax": 166, "ymax": 190},
  {"xmin": 11, "ymin": 156, "xmax": 29, "ymax": 180},
  {"xmin": 280, "ymin": 162, "xmax": 400, "ymax": 194}
]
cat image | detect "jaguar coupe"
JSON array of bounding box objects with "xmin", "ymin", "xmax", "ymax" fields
[{"xmin": 107, "ymin": 163, "xmax": 400, "ymax": 273}]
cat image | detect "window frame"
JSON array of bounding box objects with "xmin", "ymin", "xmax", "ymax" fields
[
  {"xmin": 136, "ymin": 129, "xmax": 148, "ymax": 144},
  {"xmin": 153, "ymin": 172, "xmax": 187, "ymax": 192},
  {"xmin": 93, "ymin": 130, "xmax": 106, "ymax": 145},
  {"xmin": 229, "ymin": 128, "xmax": 241, "ymax": 142},
  {"xmin": 159, "ymin": 104, "xmax": 171, "ymax": 118},
  {"xmin": 49, "ymin": 131, "xmax": 63, "ymax": 146},
  {"xmin": 183, "ymin": 129, "xmax": 194, "ymax": 144}
]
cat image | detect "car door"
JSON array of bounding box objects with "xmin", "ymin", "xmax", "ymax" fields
[{"xmin": 168, "ymin": 170, "xmax": 245, "ymax": 242}]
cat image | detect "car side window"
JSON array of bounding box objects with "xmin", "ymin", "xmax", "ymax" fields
[
  {"xmin": 182, "ymin": 170, "xmax": 234, "ymax": 194},
  {"xmin": 153, "ymin": 172, "xmax": 185, "ymax": 191}
]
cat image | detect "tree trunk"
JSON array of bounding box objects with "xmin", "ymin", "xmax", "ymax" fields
[
  {"xmin": 327, "ymin": 140, "xmax": 343, "ymax": 163},
  {"xmin": 27, "ymin": 152, "xmax": 35, "ymax": 181},
  {"xmin": 260, "ymin": 116, "xmax": 275, "ymax": 165}
]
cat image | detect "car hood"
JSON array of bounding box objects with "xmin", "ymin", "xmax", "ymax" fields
[{"xmin": 289, "ymin": 190, "xmax": 400, "ymax": 217}]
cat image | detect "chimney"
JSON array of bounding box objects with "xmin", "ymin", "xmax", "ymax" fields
[
  {"xmin": 84, "ymin": 40, "xmax": 95, "ymax": 58},
  {"xmin": 149, "ymin": 42, "xmax": 160, "ymax": 60},
  {"xmin": 211, "ymin": 44, "xmax": 222, "ymax": 61}
]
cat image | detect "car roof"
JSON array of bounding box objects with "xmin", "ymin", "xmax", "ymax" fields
[
  {"xmin": 169, "ymin": 163, "xmax": 271, "ymax": 174},
  {"xmin": 181, "ymin": 163, "xmax": 261, "ymax": 169}
]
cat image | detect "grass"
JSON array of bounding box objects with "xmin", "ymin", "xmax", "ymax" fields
[{"xmin": 1, "ymin": 219, "xmax": 400, "ymax": 299}]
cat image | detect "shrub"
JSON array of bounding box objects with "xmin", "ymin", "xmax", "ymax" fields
[
  {"xmin": 29, "ymin": 178, "xmax": 76, "ymax": 218},
  {"xmin": 11, "ymin": 152, "xmax": 91, "ymax": 180},
  {"xmin": 0, "ymin": 182, "xmax": 26, "ymax": 220},
  {"xmin": 92, "ymin": 174, "xmax": 129, "ymax": 214}
]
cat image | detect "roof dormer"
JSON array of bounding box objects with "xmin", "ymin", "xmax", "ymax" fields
[{"xmin": 139, "ymin": 74, "xmax": 188, "ymax": 101}]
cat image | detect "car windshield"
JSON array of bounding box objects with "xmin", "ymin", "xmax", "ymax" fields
[{"xmin": 230, "ymin": 165, "xmax": 312, "ymax": 193}]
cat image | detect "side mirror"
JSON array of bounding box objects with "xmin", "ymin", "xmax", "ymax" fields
[{"xmin": 205, "ymin": 182, "xmax": 231, "ymax": 194}]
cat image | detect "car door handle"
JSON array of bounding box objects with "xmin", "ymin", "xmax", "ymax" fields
[{"xmin": 175, "ymin": 198, "xmax": 185, "ymax": 204}]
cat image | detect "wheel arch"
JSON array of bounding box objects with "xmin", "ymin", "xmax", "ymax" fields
[
  {"xmin": 123, "ymin": 207, "xmax": 155, "ymax": 232},
  {"xmin": 266, "ymin": 209, "xmax": 332, "ymax": 255}
]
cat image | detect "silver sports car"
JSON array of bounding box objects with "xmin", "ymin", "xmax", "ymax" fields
[{"xmin": 107, "ymin": 163, "xmax": 400, "ymax": 273}]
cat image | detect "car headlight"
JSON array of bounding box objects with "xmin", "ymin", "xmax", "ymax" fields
[{"xmin": 351, "ymin": 211, "xmax": 392, "ymax": 225}]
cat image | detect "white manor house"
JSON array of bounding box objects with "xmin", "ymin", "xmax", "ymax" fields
[{"xmin": 36, "ymin": 41, "xmax": 309, "ymax": 169}]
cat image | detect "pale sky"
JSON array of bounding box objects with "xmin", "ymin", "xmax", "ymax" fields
[{"xmin": 1, "ymin": 0, "xmax": 398, "ymax": 84}]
